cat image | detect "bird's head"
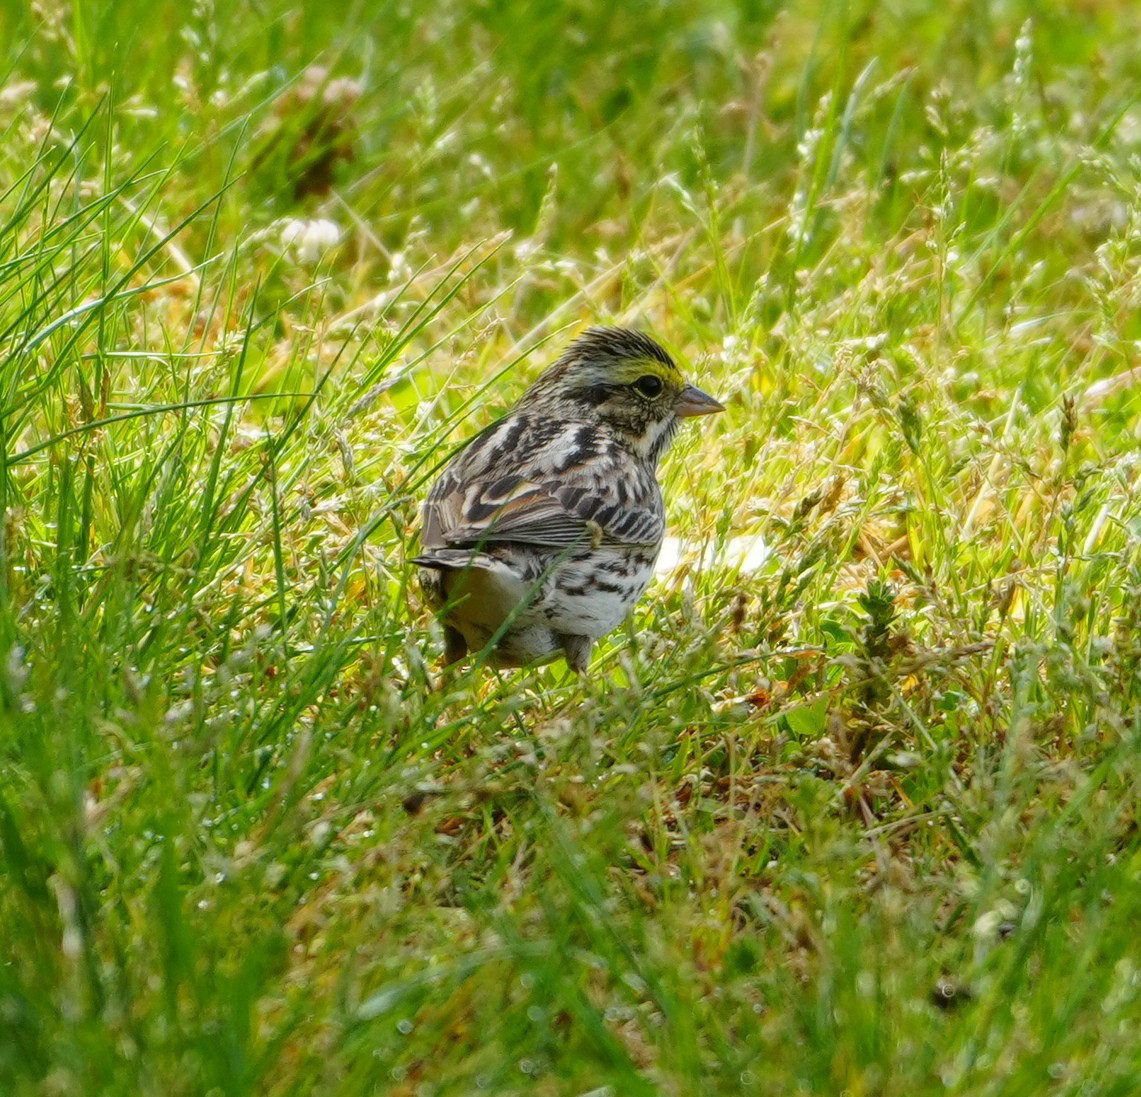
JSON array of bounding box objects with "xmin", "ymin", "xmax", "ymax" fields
[{"xmin": 518, "ymin": 327, "xmax": 724, "ymax": 464}]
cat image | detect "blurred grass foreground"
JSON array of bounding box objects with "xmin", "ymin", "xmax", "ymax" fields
[{"xmin": 3, "ymin": 1, "xmax": 1141, "ymax": 1094}]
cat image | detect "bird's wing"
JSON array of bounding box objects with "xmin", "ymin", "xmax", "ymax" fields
[{"xmin": 420, "ymin": 415, "xmax": 664, "ymax": 552}]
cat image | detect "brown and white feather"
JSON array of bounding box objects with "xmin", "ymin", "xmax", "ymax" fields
[{"xmin": 412, "ymin": 327, "xmax": 723, "ymax": 672}]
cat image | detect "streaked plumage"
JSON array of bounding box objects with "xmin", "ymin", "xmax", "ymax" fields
[{"xmin": 412, "ymin": 327, "xmax": 723, "ymax": 672}]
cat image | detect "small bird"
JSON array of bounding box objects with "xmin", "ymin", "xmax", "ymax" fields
[{"xmin": 412, "ymin": 327, "xmax": 724, "ymax": 673}]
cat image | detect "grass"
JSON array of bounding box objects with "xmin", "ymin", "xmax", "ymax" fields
[{"xmin": 2, "ymin": 0, "xmax": 1141, "ymax": 1093}]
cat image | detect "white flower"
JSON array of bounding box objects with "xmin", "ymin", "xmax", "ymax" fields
[{"xmin": 280, "ymin": 218, "xmax": 341, "ymax": 264}]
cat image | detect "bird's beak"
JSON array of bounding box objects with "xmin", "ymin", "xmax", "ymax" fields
[{"xmin": 675, "ymin": 383, "xmax": 725, "ymax": 418}]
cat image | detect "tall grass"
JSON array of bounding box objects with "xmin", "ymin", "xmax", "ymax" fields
[{"xmin": 2, "ymin": 1, "xmax": 1141, "ymax": 1094}]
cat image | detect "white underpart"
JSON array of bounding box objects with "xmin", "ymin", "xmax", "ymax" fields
[{"xmin": 654, "ymin": 533, "xmax": 771, "ymax": 577}]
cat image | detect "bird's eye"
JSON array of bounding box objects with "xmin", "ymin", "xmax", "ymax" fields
[{"xmin": 634, "ymin": 374, "xmax": 663, "ymax": 397}]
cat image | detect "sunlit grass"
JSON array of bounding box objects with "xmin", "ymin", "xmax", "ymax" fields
[{"xmin": 2, "ymin": 1, "xmax": 1141, "ymax": 1094}]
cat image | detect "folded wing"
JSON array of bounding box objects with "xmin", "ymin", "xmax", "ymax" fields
[{"xmin": 420, "ymin": 415, "xmax": 663, "ymax": 553}]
